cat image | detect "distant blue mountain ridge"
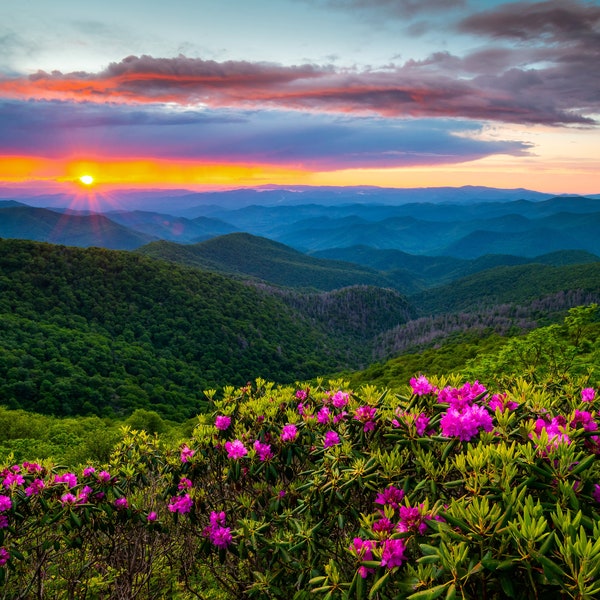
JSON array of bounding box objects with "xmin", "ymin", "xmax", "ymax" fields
[{"xmin": 1, "ymin": 187, "xmax": 599, "ymax": 267}]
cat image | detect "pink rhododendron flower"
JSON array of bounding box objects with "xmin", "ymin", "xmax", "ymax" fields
[
  {"xmin": 350, "ymin": 538, "xmax": 375, "ymax": 578},
  {"xmin": 392, "ymin": 410, "xmax": 430, "ymax": 436},
  {"xmin": 3, "ymin": 473, "xmax": 24, "ymax": 488},
  {"xmin": 410, "ymin": 375, "xmax": 436, "ymax": 396},
  {"xmin": 440, "ymin": 405, "xmax": 494, "ymax": 441},
  {"xmin": 317, "ymin": 406, "xmax": 332, "ymax": 424},
  {"xmin": 225, "ymin": 439, "xmax": 248, "ymax": 459},
  {"xmin": 373, "ymin": 517, "xmax": 395, "ymax": 534},
  {"xmin": 210, "ymin": 511, "xmax": 226, "ymax": 527},
  {"xmin": 571, "ymin": 410, "xmax": 598, "ymax": 432},
  {"xmin": 330, "ymin": 391, "xmax": 349, "ymax": 408},
  {"xmin": 178, "ymin": 477, "xmax": 193, "ymax": 490},
  {"xmin": 354, "ymin": 405, "xmax": 377, "ymax": 431},
  {"xmin": 114, "ymin": 497, "xmax": 128, "ymax": 510},
  {"xmin": 180, "ymin": 445, "xmax": 195, "ymax": 463},
  {"xmin": 0, "ymin": 495, "xmax": 11, "ymax": 512},
  {"xmin": 532, "ymin": 416, "xmax": 571, "ymax": 449},
  {"xmin": 98, "ymin": 470, "xmax": 111, "ymax": 483},
  {"xmin": 0, "ymin": 547, "xmax": 9, "ymax": 566},
  {"xmin": 593, "ymin": 484, "xmax": 600, "ymax": 503},
  {"xmin": 83, "ymin": 466, "xmax": 96, "ymax": 477},
  {"xmin": 253, "ymin": 440, "xmax": 273, "ymax": 461},
  {"xmin": 147, "ymin": 511, "xmax": 158, "ymax": 522},
  {"xmin": 333, "ymin": 411, "xmax": 348, "ymax": 424},
  {"xmin": 60, "ymin": 493, "xmax": 78, "ymax": 505},
  {"xmin": 281, "ymin": 424, "xmax": 298, "ymax": 442},
  {"xmin": 397, "ymin": 504, "xmax": 431, "ymax": 535},
  {"xmin": 23, "ymin": 462, "xmax": 42, "ymax": 473},
  {"xmin": 204, "ymin": 511, "xmax": 233, "ymax": 548},
  {"xmin": 582, "ymin": 388, "xmax": 596, "ymax": 403},
  {"xmin": 438, "ymin": 381, "xmax": 487, "ymax": 411},
  {"xmin": 210, "ymin": 526, "xmax": 233, "ymax": 548},
  {"xmin": 54, "ymin": 473, "xmax": 77, "ymax": 488},
  {"xmin": 168, "ymin": 493, "xmax": 193, "ymax": 514},
  {"xmin": 323, "ymin": 430, "xmax": 341, "ymax": 448},
  {"xmin": 215, "ymin": 415, "xmax": 231, "ymax": 431},
  {"xmin": 414, "ymin": 413, "xmax": 430, "ymax": 436},
  {"xmin": 380, "ymin": 538, "xmax": 406, "ymax": 569},
  {"xmin": 488, "ymin": 393, "xmax": 519, "ymax": 412},
  {"xmin": 375, "ymin": 485, "xmax": 405, "ymax": 509},
  {"xmin": 25, "ymin": 478, "xmax": 46, "ymax": 497},
  {"xmin": 295, "ymin": 389, "xmax": 308, "ymax": 400},
  {"xmin": 78, "ymin": 486, "xmax": 93, "ymax": 503}
]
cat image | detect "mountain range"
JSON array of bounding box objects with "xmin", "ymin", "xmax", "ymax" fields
[
  {"xmin": 0, "ymin": 188, "xmax": 600, "ymax": 259},
  {"xmin": 2, "ymin": 184, "xmax": 600, "ymax": 420}
]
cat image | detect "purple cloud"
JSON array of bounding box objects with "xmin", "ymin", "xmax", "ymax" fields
[
  {"xmin": 459, "ymin": 0, "xmax": 600, "ymax": 42},
  {"xmin": 0, "ymin": 99, "xmax": 530, "ymax": 168},
  {"xmin": 1, "ymin": 47, "xmax": 596, "ymax": 125}
]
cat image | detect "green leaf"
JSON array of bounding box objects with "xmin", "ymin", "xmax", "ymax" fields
[
  {"xmin": 407, "ymin": 582, "xmax": 451, "ymax": 600},
  {"xmin": 368, "ymin": 571, "xmax": 390, "ymax": 599},
  {"xmin": 570, "ymin": 453, "xmax": 596, "ymax": 475},
  {"xmin": 536, "ymin": 554, "xmax": 566, "ymax": 582}
]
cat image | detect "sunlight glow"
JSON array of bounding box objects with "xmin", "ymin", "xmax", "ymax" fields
[{"xmin": 79, "ymin": 174, "xmax": 95, "ymax": 186}]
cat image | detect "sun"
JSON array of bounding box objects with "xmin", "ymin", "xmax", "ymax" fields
[{"xmin": 79, "ymin": 174, "xmax": 95, "ymax": 186}]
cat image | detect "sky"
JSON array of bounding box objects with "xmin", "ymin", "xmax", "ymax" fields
[{"xmin": 1, "ymin": 0, "xmax": 599, "ymax": 196}]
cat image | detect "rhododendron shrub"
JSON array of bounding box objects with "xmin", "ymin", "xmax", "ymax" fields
[{"xmin": 0, "ymin": 375, "xmax": 599, "ymax": 599}]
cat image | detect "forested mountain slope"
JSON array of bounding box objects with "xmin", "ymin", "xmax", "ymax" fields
[
  {"xmin": 0, "ymin": 206, "xmax": 154, "ymax": 249},
  {"xmin": 409, "ymin": 263, "xmax": 600, "ymax": 316},
  {"xmin": 0, "ymin": 239, "xmax": 411, "ymax": 419},
  {"xmin": 137, "ymin": 233, "xmax": 395, "ymax": 291}
]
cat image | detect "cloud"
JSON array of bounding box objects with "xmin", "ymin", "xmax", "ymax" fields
[
  {"xmin": 0, "ymin": 46, "xmax": 596, "ymax": 126},
  {"xmin": 457, "ymin": 0, "xmax": 600, "ymax": 122},
  {"xmin": 0, "ymin": 99, "xmax": 530, "ymax": 169},
  {"xmin": 459, "ymin": 0, "xmax": 600, "ymax": 42},
  {"xmin": 300, "ymin": 0, "xmax": 466, "ymax": 19}
]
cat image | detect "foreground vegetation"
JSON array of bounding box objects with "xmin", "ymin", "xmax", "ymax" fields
[{"xmin": 1, "ymin": 306, "xmax": 599, "ymax": 599}]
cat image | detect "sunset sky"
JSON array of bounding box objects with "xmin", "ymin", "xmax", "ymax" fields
[{"xmin": 1, "ymin": 0, "xmax": 599, "ymax": 195}]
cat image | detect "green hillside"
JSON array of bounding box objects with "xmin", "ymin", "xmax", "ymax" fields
[
  {"xmin": 137, "ymin": 232, "xmax": 395, "ymax": 291},
  {"xmin": 0, "ymin": 206, "xmax": 154, "ymax": 249},
  {"xmin": 410, "ymin": 262, "xmax": 600, "ymax": 316},
  {"xmin": 312, "ymin": 246, "xmax": 599, "ymax": 290},
  {"xmin": 0, "ymin": 239, "xmax": 415, "ymax": 420},
  {"xmin": 0, "ymin": 239, "xmax": 355, "ymax": 419}
]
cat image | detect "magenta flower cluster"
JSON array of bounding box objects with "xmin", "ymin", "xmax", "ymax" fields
[
  {"xmin": 440, "ymin": 405, "xmax": 494, "ymax": 441},
  {"xmin": 350, "ymin": 536, "xmax": 406, "ymax": 575},
  {"xmin": 392, "ymin": 410, "xmax": 430, "ymax": 436},
  {"xmin": 180, "ymin": 444, "xmax": 195, "ymax": 463},
  {"xmin": 582, "ymin": 388, "xmax": 596, "ymax": 403},
  {"xmin": 354, "ymin": 405, "xmax": 377, "ymax": 432},
  {"xmin": 203, "ymin": 511, "xmax": 233, "ymax": 549},
  {"xmin": 253, "ymin": 440, "xmax": 273, "ymax": 461},
  {"xmin": 488, "ymin": 393, "xmax": 519, "ymax": 412},
  {"xmin": 168, "ymin": 493, "xmax": 193, "ymax": 514},
  {"xmin": 532, "ymin": 415, "xmax": 571, "ymax": 449},
  {"xmin": 323, "ymin": 430, "xmax": 341, "ymax": 448},
  {"xmin": 281, "ymin": 423, "xmax": 298, "ymax": 442},
  {"xmin": 410, "ymin": 375, "xmax": 437, "ymax": 396},
  {"xmin": 225, "ymin": 439, "xmax": 248, "ymax": 459},
  {"xmin": 215, "ymin": 415, "xmax": 231, "ymax": 431}
]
